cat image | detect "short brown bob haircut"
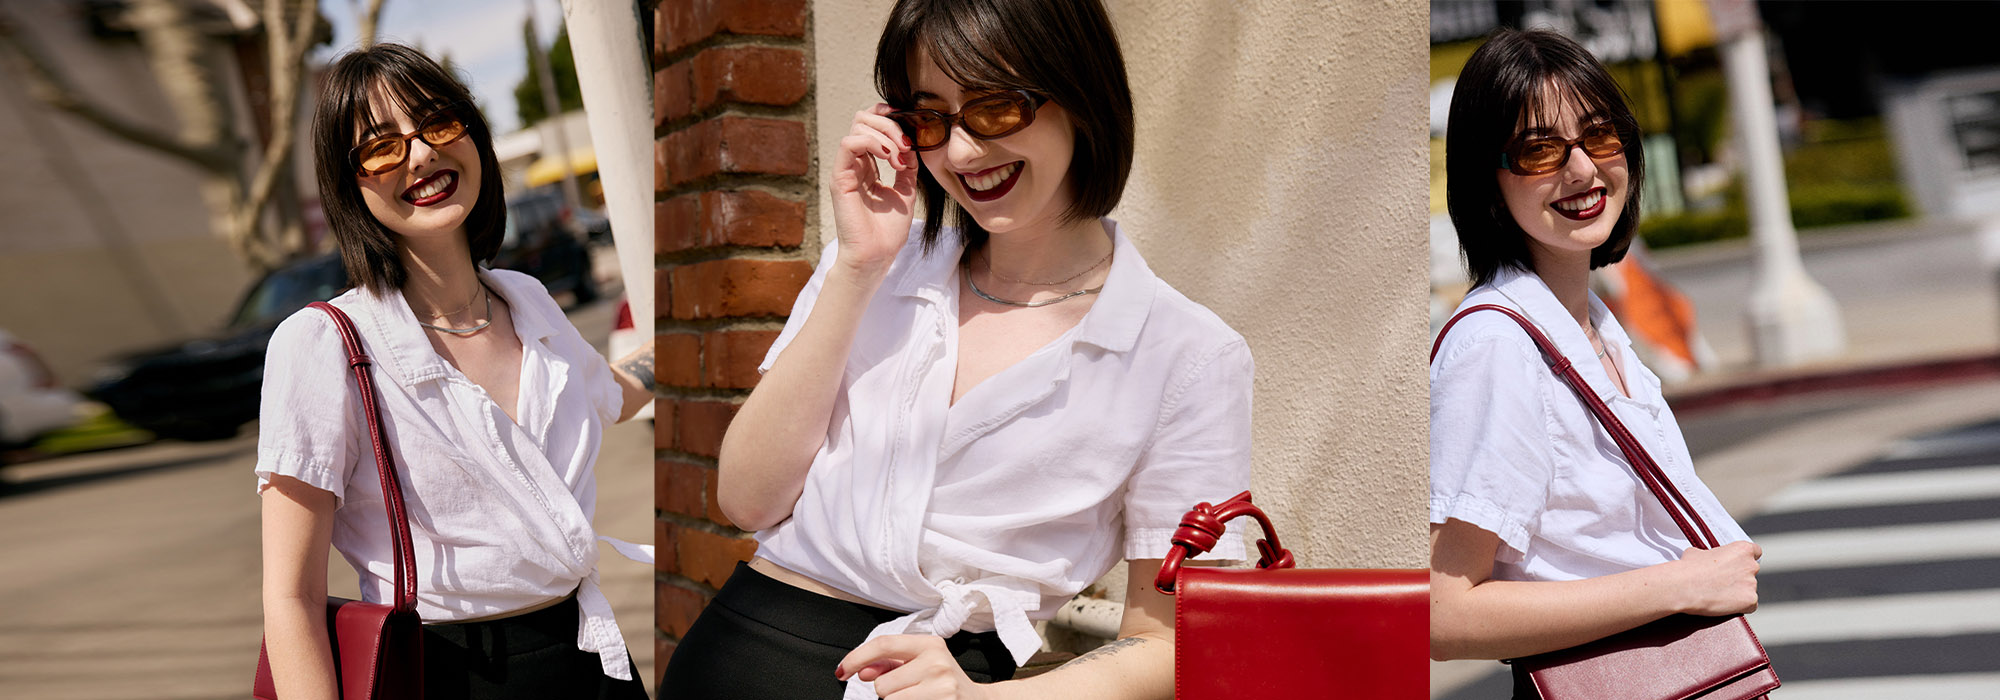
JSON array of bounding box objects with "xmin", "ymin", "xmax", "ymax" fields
[
  {"xmin": 312, "ymin": 43, "xmax": 506, "ymax": 294},
  {"xmin": 1446, "ymin": 28, "xmax": 1645, "ymax": 288},
  {"xmin": 874, "ymin": 0, "xmax": 1135, "ymax": 257}
]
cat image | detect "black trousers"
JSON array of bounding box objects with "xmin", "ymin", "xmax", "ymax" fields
[
  {"xmin": 660, "ymin": 562, "xmax": 1018, "ymax": 700},
  {"xmin": 422, "ymin": 593, "xmax": 650, "ymax": 700}
]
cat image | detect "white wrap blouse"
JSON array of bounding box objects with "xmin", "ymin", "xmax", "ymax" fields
[
  {"xmin": 1430, "ymin": 265, "xmax": 1748, "ymax": 583},
  {"xmin": 254, "ymin": 268, "xmax": 649, "ymax": 680},
  {"xmin": 755, "ymin": 221, "xmax": 1252, "ymax": 699}
]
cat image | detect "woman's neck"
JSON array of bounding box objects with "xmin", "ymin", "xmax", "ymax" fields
[
  {"xmin": 396, "ymin": 231, "xmax": 482, "ymax": 316},
  {"xmin": 1526, "ymin": 246, "xmax": 1593, "ymax": 329},
  {"xmin": 979, "ymin": 215, "xmax": 1112, "ymax": 284}
]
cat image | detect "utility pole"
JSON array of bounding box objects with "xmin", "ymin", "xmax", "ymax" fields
[
  {"xmin": 560, "ymin": 0, "xmax": 653, "ymax": 331},
  {"xmin": 1712, "ymin": 0, "xmax": 1844, "ymax": 366},
  {"xmin": 527, "ymin": 0, "xmax": 583, "ymax": 225}
]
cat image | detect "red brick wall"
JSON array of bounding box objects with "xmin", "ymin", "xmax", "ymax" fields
[{"xmin": 653, "ymin": 0, "xmax": 814, "ymax": 688}]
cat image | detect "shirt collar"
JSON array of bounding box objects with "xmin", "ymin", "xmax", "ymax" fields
[
  {"xmin": 1488, "ymin": 265, "xmax": 1625, "ymax": 402},
  {"xmin": 344, "ymin": 267, "xmax": 556, "ymax": 387},
  {"xmin": 889, "ymin": 218, "xmax": 1155, "ymax": 354}
]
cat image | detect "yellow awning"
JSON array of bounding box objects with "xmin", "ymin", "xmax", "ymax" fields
[
  {"xmin": 524, "ymin": 148, "xmax": 598, "ymax": 188},
  {"xmin": 1657, "ymin": 0, "xmax": 1719, "ymax": 57}
]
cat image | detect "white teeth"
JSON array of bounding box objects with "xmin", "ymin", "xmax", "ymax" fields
[
  {"xmin": 410, "ymin": 172, "xmax": 453, "ymax": 201},
  {"xmin": 1556, "ymin": 189, "xmax": 1602, "ymax": 212},
  {"xmin": 963, "ymin": 162, "xmax": 1020, "ymax": 192}
]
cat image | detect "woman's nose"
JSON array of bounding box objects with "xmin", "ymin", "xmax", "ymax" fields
[
  {"xmin": 1561, "ymin": 143, "xmax": 1595, "ymax": 182},
  {"xmin": 944, "ymin": 125, "xmax": 989, "ymax": 166},
  {"xmin": 405, "ymin": 136, "xmax": 438, "ymax": 173}
]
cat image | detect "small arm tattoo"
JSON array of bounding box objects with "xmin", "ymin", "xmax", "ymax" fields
[
  {"xmin": 616, "ymin": 349, "xmax": 657, "ymax": 392},
  {"xmin": 1058, "ymin": 636, "xmax": 1152, "ymax": 670}
]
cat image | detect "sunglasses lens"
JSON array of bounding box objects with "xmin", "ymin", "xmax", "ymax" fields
[
  {"xmin": 899, "ymin": 113, "xmax": 950, "ymax": 149},
  {"xmin": 1511, "ymin": 139, "xmax": 1566, "ymax": 173},
  {"xmin": 357, "ymin": 137, "xmax": 406, "ymax": 174},
  {"xmin": 962, "ymin": 94, "xmax": 1030, "ymax": 138},
  {"xmin": 1581, "ymin": 123, "xmax": 1625, "ymax": 157},
  {"xmin": 421, "ymin": 113, "xmax": 468, "ymax": 147}
]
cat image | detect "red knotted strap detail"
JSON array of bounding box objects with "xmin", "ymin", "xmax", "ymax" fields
[{"xmin": 1154, "ymin": 491, "xmax": 1295, "ymax": 594}]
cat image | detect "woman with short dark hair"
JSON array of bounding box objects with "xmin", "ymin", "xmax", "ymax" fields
[
  {"xmin": 1429, "ymin": 27, "xmax": 1762, "ymax": 694},
  {"xmin": 659, "ymin": 1, "xmax": 1252, "ymax": 698},
  {"xmin": 258, "ymin": 43, "xmax": 655, "ymax": 699}
]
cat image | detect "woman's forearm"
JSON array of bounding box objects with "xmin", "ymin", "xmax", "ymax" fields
[
  {"xmin": 716, "ymin": 262, "xmax": 888, "ymax": 530},
  {"xmin": 987, "ymin": 634, "xmax": 1173, "ymax": 700},
  {"xmin": 1430, "ymin": 562, "xmax": 1682, "ymax": 661},
  {"xmin": 261, "ymin": 594, "xmax": 340, "ymax": 700}
]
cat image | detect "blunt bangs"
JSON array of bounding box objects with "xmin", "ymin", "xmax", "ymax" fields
[
  {"xmin": 312, "ymin": 43, "xmax": 506, "ymax": 295},
  {"xmin": 874, "ymin": 0, "xmax": 1134, "ymax": 257},
  {"xmin": 1446, "ymin": 28, "xmax": 1646, "ymax": 288}
]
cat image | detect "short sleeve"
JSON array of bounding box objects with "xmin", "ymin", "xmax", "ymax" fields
[
  {"xmin": 254, "ymin": 308, "xmax": 360, "ymax": 506},
  {"xmin": 1429, "ymin": 324, "xmax": 1558, "ymax": 558},
  {"xmin": 1122, "ymin": 339, "xmax": 1254, "ymax": 561},
  {"xmin": 758, "ymin": 236, "xmax": 840, "ymax": 374}
]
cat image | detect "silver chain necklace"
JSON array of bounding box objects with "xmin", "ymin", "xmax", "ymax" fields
[
  {"xmin": 965, "ymin": 264, "xmax": 1102, "ymax": 308},
  {"xmin": 417, "ymin": 287, "xmax": 493, "ymax": 335}
]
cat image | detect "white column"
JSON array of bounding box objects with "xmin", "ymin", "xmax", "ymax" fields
[
  {"xmin": 1721, "ymin": 29, "xmax": 1844, "ymax": 367},
  {"xmin": 561, "ymin": 0, "xmax": 653, "ymax": 336}
]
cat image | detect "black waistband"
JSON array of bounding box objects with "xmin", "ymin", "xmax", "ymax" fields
[
  {"xmin": 423, "ymin": 592, "xmax": 581, "ymax": 655},
  {"xmin": 713, "ymin": 562, "xmax": 1007, "ymax": 651}
]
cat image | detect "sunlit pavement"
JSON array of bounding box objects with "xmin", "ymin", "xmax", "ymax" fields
[{"xmin": 0, "ymin": 296, "xmax": 655, "ymax": 699}]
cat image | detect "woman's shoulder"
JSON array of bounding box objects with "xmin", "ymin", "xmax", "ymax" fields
[
  {"xmin": 1142, "ymin": 278, "xmax": 1248, "ymax": 354},
  {"xmin": 271, "ymin": 288, "xmax": 369, "ymax": 346},
  {"xmin": 1432, "ymin": 288, "xmax": 1544, "ymax": 374}
]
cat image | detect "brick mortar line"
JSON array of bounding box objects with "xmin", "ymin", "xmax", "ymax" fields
[
  {"xmin": 660, "ymin": 102, "xmax": 822, "ymax": 134},
  {"xmin": 660, "ymin": 180, "xmax": 816, "ymax": 200},
  {"xmin": 659, "ymin": 509, "xmax": 751, "ymax": 538},
  {"xmin": 653, "ymin": 385, "xmax": 753, "ymax": 402},
  {"xmin": 661, "ymin": 32, "xmax": 809, "ymax": 66},
  {"xmin": 658, "ymin": 162, "xmax": 820, "ymax": 194},
  {"xmin": 654, "ymin": 317, "xmax": 791, "ymax": 332},
  {"xmin": 658, "ymin": 245, "xmax": 810, "ymax": 266}
]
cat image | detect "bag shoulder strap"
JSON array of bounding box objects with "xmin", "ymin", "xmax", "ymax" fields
[
  {"xmin": 1434, "ymin": 304, "xmax": 1721, "ymax": 549},
  {"xmin": 309, "ymin": 301, "xmax": 419, "ymax": 613}
]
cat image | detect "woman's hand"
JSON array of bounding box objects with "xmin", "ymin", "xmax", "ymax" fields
[
  {"xmin": 836, "ymin": 635, "xmax": 992, "ymax": 700},
  {"xmin": 1666, "ymin": 541, "xmax": 1762, "ymax": 616},
  {"xmin": 830, "ymin": 104, "xmax": 920, "ymax": 276}
]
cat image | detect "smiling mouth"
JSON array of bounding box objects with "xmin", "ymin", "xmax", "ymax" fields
[
  {"xmin": 958, "ymin": 162, "xmax": 1022, "ymax": 202},
  {"xmin": 403, "ymin": 170, "xmax": 458, "ymax": 206},
  {"xmin": 1551, "ymin": 187, "xmax": 1606, "ymax": 221}
]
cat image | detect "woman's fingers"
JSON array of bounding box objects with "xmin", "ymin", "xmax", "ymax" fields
[{"xmin": 848, "ymin": 108, "xmax": 912, "ymax": 170}]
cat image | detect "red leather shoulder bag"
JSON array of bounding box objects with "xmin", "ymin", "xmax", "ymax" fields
[
  {"xmin": 1154, "ymin": 491, "xmax": 1428, "ymax": 698},
  {"xmin": 1434, "ymin": 303, "xmax": 1779, "ymax": 700},
  {"xmin": 252, "ymin": 301, "xmax": 423, "ymax": 699}
]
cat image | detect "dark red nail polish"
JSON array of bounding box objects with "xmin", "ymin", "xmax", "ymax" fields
[{"xmin": 834, "ymin": 664, "xmax": 845, "ymax": 679}]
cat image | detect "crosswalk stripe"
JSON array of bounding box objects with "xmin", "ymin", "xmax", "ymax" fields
[
  {"xmin": 1753, "ymin": 519, "xmax": 2000, "ymax": 573},
  {"xmin": 1760, "ymin": 464, "xmax": 2000, "ymax": 513},
  {"xmin": 1748, "ymin": 588, "xmax": 2000, "ymax": 646},
  {"xmin": 1765, "ymin": 672, "xmax": 2000, "ymax": 699}
]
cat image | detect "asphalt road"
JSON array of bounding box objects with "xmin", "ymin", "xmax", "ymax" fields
[{"xmin": 0, "ymin": 296, "xmax": 656, "ymax": 699}]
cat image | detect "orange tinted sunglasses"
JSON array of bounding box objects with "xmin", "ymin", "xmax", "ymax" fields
[{"xmin": 350, "ymin": 103, "xmax": 471, "ymax": 176}]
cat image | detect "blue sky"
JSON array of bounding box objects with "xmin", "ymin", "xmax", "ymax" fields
[{"xmin": 316, "ymin": 0, "xmax": 567, "ymax": 135}]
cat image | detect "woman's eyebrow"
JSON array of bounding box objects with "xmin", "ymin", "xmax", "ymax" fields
[{"xmin": 911, "ymin": 90, "xmax": 945, "ymax": 104}]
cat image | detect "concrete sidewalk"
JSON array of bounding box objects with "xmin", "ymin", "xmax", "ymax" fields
[{"xmin": 1651, "ymin": 216, "xmax": 2000, "ymax": 397}]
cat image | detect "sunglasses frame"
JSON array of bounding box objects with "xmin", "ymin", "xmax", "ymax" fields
[
  {"xmin": 888, "ymin": 89, "xmax": 1050, "ymax": 152},
  {"xmin": 351, "ymin": 101, "xmax": 473, "ymax": 176},
  {"xmin": 1498, "ymin": 120, "xmax": 1630, "ymax": 176}
]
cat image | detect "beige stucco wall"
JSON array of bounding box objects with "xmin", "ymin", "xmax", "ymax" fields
[{"xmin": 814, "ymin": 0, "xmax": 1430, "ymax": 571}]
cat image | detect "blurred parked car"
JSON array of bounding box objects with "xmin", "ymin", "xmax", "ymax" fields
[
  {"xmin": 605, "ymin": 296, "xmax": 653, "ymax": 421},
  {"xmin": 0, "ymin": 329, "xmax": 86, "ymax": 448},
  {"xmin": 497, "ymin": 187, "xmax": 599, "ymax": 306},
  {"xmin": 87, "ymin": 253, "xmax": 347, "ymax": 441}
]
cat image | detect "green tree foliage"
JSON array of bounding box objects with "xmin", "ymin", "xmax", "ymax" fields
[{"xmin": 514, "ymin": 20, "xmax": 581, "ymax": 129}]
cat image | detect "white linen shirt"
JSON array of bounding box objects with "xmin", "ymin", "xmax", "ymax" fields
[
  {"xmin": 1429, "ymin": 265, "xmax": 1749, "ymax": 583},
  {"xmin": 254, "ymin": 267, "xmax": 647, "ymax": 680},
  {"xmin": 756, "ymin": 221, "xmax": 1251, "ymax": 699}
]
